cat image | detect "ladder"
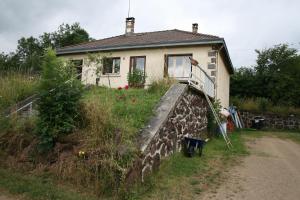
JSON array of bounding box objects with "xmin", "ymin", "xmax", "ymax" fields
[{"xmin": 188, "ymin": 67, "xmax": 232, "ymax": 149}]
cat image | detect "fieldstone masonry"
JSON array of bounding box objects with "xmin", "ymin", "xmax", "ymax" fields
[
  {"xmin": 240, "ymin": 111, "xmax": 300, "ymax": 130},
  {"xmin": 126, "ymin": 83, "xmax": 209, "ymax": 183}
]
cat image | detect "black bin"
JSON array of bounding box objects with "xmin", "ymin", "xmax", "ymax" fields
[{"xmin": 251, "ymin": 116, "xmax": 265, "ymax": 129}]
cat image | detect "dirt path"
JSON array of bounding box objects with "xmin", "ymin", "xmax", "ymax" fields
[{"xmin": 201, "ymin": 136, "xmax": 300, "ymax": 200}]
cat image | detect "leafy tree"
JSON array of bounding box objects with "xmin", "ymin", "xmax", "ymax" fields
[
  {"xmin": 231, "ymin": 44, "xmax": 300, "ymax": 107},
  {"xmin": 52, "ymin": 23, "xmax": 90, "ymax": 48},
  {"xmin": 255, "ymin": 44, "xmax": 297, "ymax": 74},
  {"xmin": 37, "ymin": 49, "xmax": 83, "ymax": 150},
  {"xmin": 0, "ymin": 22, "xmax": 91, "ymax": 73},
  {"xmin": 16, "ymin": 36, "xmax": 43, "ymax": 72},
  {"xmin": 0, "ymin": 52, "xmax": 21, "ymax": 71}
]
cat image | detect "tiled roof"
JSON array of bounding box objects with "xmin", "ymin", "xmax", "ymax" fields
[
  {"xmin": 56, "ymin": 29, "xmax": 233, "ymax": 73},
  {"xmin": 56, "ymin": 29, "xmax": 222, "ymax": 54}
]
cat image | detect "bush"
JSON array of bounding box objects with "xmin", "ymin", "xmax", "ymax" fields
[
  {"xmin": 127, "ymin": 69, "xmax": 146, "ymax": 88},
  {"xmin": 36, "ymin": 49, "xmax": 83, "ymax": 151}
]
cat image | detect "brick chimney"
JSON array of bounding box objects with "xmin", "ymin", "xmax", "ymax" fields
[
  {"xmin": 126, "ymin": 17, "xmax": 135, "ymax": 35},
  {"xmin": 192, "ymin": 23, "xmax": 198, "ymax": 34}
]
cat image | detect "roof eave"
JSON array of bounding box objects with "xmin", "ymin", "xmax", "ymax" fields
[
  {"xmin": 220, "ymin": 39, "xmax": 234, "ymax": 74},
  {"xmin": 56, "ymin": 39, "xmax": 223, "ymax": 55}
]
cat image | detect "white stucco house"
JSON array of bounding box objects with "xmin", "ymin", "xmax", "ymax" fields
[{"xmin": 57, "ymin": 17, "xmax": 233, "ymax": 108}]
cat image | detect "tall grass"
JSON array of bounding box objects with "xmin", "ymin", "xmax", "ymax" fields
[
  {"xmin": 51, "ymin": 81, "xmax": 171, "ymax": 196},
  {"xmin": 230, "ymin": 96, "xmax": 300, "ymax": 116},
  {"xmin": 0, "ymin": 72, "xmax": 39, "ymax": 112}
]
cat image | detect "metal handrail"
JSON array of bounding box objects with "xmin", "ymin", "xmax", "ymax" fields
[
  {"xmin": 189, "ymin": 66, "xmax": 215, "ymax": 98},
  {"xmin": 193, "ymin": 64, "xmax": 215, "ymax": 83},
  {"xmin": 189, "ymin": 72, "xmax": 204, "ymax": 84}
]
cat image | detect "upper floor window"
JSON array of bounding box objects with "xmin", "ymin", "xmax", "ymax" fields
[
  {"xmin": 71, "ymin": 59, "xmax": 83, "ymax": 80},
  {"xmin": 102, "ymin": 57, "xmax": 120, "ymax": 75}
]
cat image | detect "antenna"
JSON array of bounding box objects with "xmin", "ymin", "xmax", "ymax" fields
[{"xmin": 128, "ymin": 0, "xmax": 131, "ymax": 17}]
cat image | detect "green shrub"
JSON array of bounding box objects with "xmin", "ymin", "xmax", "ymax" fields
[
  {"xmin": 36, "ymin": 49, "xmax": 83, "ymax": 151},
  {"xmin": 127, "ymin": 69, "xmax": 146, "ymax": 88}
]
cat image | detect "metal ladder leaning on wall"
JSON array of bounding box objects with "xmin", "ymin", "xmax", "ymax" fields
[{"xmin": 188, "ymin": 57, "xmax": 232, "ymax": 149}]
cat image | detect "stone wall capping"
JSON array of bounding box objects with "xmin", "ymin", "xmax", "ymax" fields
[{"xmin": 138, "ymin": 83, "xmax": 188, "ymax": 152}]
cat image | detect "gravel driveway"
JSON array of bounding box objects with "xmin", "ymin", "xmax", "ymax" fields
[{"xmin": 202, "ymin": 136, "xmax": 300, "ymax": 200}]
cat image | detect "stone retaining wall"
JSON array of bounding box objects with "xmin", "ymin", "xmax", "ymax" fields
[
  {"xmin": 126, "ymin": 84, "xmax": 208, "ymax": 183},
  {"xmin": 240, "ymin": 111, "xmax": 300, "ymax": 130}
]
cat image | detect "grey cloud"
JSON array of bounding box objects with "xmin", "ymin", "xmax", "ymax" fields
[{"xmin": 0, "ymin": 0, "xmax": 299, "ymax": 67}]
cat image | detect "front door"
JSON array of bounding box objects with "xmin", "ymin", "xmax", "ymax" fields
[{"xmin": 167, "ymin": 54, "xmax": 192, "ymax": 78}]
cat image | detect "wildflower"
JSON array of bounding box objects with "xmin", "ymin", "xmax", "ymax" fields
[
  {"xmin": 78, "ymin": 150, "xmax": 85, "ymax": 157},
  {"xmin": 124, "ymin": 85, "xmax": 129, "ymax": 90},
  {"xmin": 117, "ymin": 86, "xmax": 122, "ymax": 90}
]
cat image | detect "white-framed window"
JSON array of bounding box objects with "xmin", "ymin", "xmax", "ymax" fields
[
  {"xmin": 102, "ymin": 57, "xmax": 121, "ymax": 75},
  {"xmin": 167, "ymin": 54, "xmax": 192, "ymax": 78}
]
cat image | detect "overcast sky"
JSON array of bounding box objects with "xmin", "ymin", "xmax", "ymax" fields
[{"xmin": 1, "ymin": 0, "xmax": 299, "ymax": 67}]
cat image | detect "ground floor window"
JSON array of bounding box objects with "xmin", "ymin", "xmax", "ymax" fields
[
  {"xmin": 71, "ymin": 59, "xmax": 83, "ymax": 80},
  {"xmin": 129, "ymin": 56, "xmax": 146, "ymax": 74},
  {"xmin": 167, "ymin": 54, "xmax": 192, "ymax": 78},
  {"xmin": 102, "ymin": 57, "xmax": 121, "ymax": 75}
]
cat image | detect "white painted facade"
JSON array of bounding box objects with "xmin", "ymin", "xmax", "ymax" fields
[{"xmin": 60, "ymin": 45, "xmax": 231, "ymax": 107}]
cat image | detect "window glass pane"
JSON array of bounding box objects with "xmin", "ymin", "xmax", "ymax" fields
[
  {"xmin": 136, "ymin": 57, "xmax": 145, "ymax": 72},
  {"xmin": 103, "ymin": 58, "xmax": 113, "ymax": 74},
  {"xmin": 113, "ymin": 58, "xmax": 120, "ymax": 74},
  {"xmin": 167, "ymin": 55, "xmax": 191, "ymax": 78},
  {"xmin": 168, "ymin": 57, "xmax": 176, "ymax": 77}
]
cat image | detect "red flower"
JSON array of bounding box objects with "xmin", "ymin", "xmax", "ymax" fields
[
  {"xmin": 124, "ymin": 85, "xmax": 129, "ymax": 90},
  {"xmin": 117, "ymin": 86, "xmax": 122, "ymax": 90}
]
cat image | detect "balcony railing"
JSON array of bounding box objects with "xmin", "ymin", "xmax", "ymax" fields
[{"xmin": 188, "ymin": 65, "xmax": 215, "ymax": 98}]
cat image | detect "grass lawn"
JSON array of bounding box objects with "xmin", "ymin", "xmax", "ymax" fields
[
  {"xmin": 128, "ymin": 130, "xmax": 300, "ymax": 200},
  {"xmin": 0, "ymin": 130, "xmax": 299, "ymax": 199},
  {"xmin": 126, "ymin": 131, "xmax": 249, "ymax": 200},
  {"xmin": 83, "ymin": 86, "xmax": 168, "ymax": 138},
  {"xmin": 0, "ymin": 73, "xmax": 39, "ymax": 112},
  {"xmin": 0, "ymin": 131, "xmax": 247, "ymax": 200},
  {"xmin": 0, "ymin": 83, "xmax": 170, "ymax": 199},
  {"xmin": 0, "ymin": 168, "xmax": 97, "ymax": 200}
]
